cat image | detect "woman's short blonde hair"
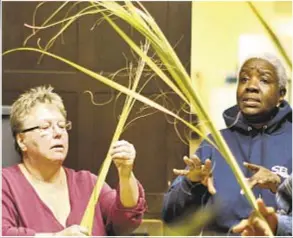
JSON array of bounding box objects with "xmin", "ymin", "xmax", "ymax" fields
[{"xmin": 10, "ymin": 85, "xmax": 67, "ymax": 155}]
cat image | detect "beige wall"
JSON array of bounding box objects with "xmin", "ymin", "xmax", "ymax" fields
[{"xmin": 190, "ymin": 1, "xmax": 292, "ymax": 154}]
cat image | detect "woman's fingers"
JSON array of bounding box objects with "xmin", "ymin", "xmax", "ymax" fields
[{"xmin": 110, "ymin": 140, "xmax": 136, "ymax": 161}]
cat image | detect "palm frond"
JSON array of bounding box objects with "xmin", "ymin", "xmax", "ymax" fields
[
  {"xmin": 3, "ymin": 1, "xmax": 277, "ymax": 236},
  {"xmin": 247, "ymin": 1, "xmax": 292, "ymax": 70}
]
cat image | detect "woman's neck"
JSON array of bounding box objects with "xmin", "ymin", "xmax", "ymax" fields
[{"xmin": 21, "ymin": 158, "xmax": 64, "ymax": 184}]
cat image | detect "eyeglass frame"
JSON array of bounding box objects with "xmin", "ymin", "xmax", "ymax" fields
[{"xmin": 19, "ymin": 120, "xmax": 72, "ymax": 134}]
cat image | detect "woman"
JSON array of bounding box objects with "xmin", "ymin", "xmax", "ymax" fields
[{"xmin": 2, "ymin": 86, "xmax": 147, "ymax": 236}]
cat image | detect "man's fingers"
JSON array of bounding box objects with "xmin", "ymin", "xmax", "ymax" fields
[
  {"xmin": 243, "ymin": 162, "xmax": 260, "ymax": 172},
  {"xmin": 189, "ymin": 155, "xmax": 202, "ymax": 167},
  {"xmin": 241, "ymin": 229, "xmax": 252, "ymax": 236},
  {"xmin": 190, "ymin": 154, "xmax": 200, "ymax": 160},
  {"xmin": 247, "ymin": 177, "xmax": 258, "ymax": 190},
  {"xmin": 256, "ymin": 198, "xmax": 268, "ymax": 215},
  {"xmin": 207, "ymin": 177, "xmax": 216, "ymax": 195},
  {"xmin": 241, "ymin": 178, "xmax": 257, "ymax": 194},
  {"xmin": 204, "ymin": 159, "xmax": 212, "ymax": 171},
  {"xmin": 251, "ymin": 216, "xmax": 271, "ymax": 235},
  {"xmin": 265, "ymin": 207, "xmax": 275, "ymax": 214},
  {"xmin": 201, "ymin": 159, "xmax": 215, "ymax": 194},
  {"xmin": 232, "ymin": 219, "xmax": 249, "ymax": 233},
  {"xmin": 183, "ymin": 155, "xmax": 202, "ymax": 169},
  {"xmin": 256, "ymin": 198, "xmax": 275, "ymax": 216},
  {"xmin": 177, "ymin": 156, "xmax": 214, "ymax": 185},
  {"xmin": 173, "ymin": 168, "xmax": 188, "ymax": 176},
  {"xmin": 183, "ymin": 156, "xmax": 195, "ymax": 169},
  {"xmin": 240, "ymin": 177, "xmax": 258, "ymax": 195}
]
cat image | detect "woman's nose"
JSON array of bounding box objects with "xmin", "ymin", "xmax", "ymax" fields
[{"xmin": 52, "ymin": 124, "xmax": 63, "ymax": 137}]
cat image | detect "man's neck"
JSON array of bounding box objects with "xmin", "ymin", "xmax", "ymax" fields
[{"xmin": 242, "ymin": 107, "xmax": 278, "ymax": 129}]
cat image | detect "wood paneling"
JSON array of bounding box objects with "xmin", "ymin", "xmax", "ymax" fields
[
  {"xmin": 2, "ymin": 2, "xmax": 79, "ymax": 71},
  {"xmin": 2, "ymin": 1, "xmax": 191, "ymax": 219}
]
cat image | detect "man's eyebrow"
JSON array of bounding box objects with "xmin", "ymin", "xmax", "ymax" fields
[
  {"xmin": 240, "ymin": 66, "xmax": 250, "ymax": 71},
  {"xmin": 257, "ymin": 69, "xmax": 274, "ymax": 76},
  {"xmin": 240, "ymin": 67, "xmax": 274, "ymax": 76},
  {"xmin": 239, "ymin": 67, "xmax": 250, "ymax": 73}
]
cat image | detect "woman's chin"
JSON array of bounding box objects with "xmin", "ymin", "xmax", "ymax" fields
[
  {"xmin": 46, "ymin": 151, "xmax": 68, "ymax": 163},
  {"xmin": 46, "ymin": 156, "xmax": 66, "ymax": 164}
]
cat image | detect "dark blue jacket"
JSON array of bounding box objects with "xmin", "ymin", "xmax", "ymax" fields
[{"xmin": 162, "ymin": 101, "xmax": 292, "ymax": 234}]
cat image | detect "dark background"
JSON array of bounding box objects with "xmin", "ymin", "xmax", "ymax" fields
[{"xmin": 2, "ymin": 1, "xmax": 192, "ymax": 219}]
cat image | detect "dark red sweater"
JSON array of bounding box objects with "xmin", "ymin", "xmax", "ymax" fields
[{"xmin": 2, "ymin": 165, "xmax": 147, "ymax": 236}]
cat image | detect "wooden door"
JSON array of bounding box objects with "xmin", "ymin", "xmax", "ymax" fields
[{"xmin": 2, "ymin": 1, "xmax": 191, "ymax": 218}]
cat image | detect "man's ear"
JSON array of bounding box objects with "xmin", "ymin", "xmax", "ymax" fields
[
  {"xmin": 278, "ymin": 88, "xmax": 286, "ymax": 106},
  {"xmin": 16, "ymin": 134, "xmax": 27, "ymax": 152},
  {"xmin": 280, "ymin": 88, "xmax": 286, "ymax": 97}
]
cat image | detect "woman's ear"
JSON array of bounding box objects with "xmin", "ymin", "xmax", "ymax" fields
[{"xmin": 16, "ymin": 134, "xmax": 27, "ymax": 152}]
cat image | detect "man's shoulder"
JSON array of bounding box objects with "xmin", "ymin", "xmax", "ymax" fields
[{"xmin": 205, "ymin": 127, "xmax": 234, "ymax": 140}]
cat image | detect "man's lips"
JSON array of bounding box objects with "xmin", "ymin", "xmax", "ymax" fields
[
  {"xmin": 242, "ymin": 97, "xmax": 261, "ymax": 107},
  {"xmin": 242, "ymin": 97, "xmax": 261, "ymax": 102}
]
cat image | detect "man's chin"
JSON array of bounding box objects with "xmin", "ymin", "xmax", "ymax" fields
[
  {"xmin": 242, "ymin": 110, "xmax": 275, "ymax": 125},
  {"xmin": 241, "ymin": 108, "xmax": 262, "ymax": 117}
]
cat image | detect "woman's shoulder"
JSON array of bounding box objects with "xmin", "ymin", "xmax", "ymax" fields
[
  {"xmin": 2, "ymin": 164, "xmax": 27, "ymax": 191},
  {"xmin": 64, "ymin": 167, "xmax": 97, "ymax": 186},
  {"xmin": 2, "ymin": 164, "xmax": 21, "ymax": 178},
  {"xmin": 64, "ymin": 167, "xmax": 113, "ymax": 194}
]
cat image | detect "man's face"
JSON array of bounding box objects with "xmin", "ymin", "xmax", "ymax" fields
[{"xmin": 236, "ymin": 58, "xmax": 284, "ymax": 118}]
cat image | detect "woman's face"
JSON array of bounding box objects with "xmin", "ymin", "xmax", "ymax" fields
[{"xmin": 18, "ymin": 103, "xmax": 69, "ymax": 164}]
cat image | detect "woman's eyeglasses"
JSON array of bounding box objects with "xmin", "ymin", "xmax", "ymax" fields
[{"xmin": 20, "ymin": 121, "xmax": 72, "ymax": 134}]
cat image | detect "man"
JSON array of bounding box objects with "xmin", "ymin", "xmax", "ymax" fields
[
  {"xmin": 162, "ymin": 53, "xmax": 292, "ymax": 235},
  {"xmin": 233, "ymin": 175, "xmax": 292, "ymax": 236}
]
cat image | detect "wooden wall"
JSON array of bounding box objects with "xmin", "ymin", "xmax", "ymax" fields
[{"xmin": 2, "ymin": 1, "xmax": 191, "ymax": 219}]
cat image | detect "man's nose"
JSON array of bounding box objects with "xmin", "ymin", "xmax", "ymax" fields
[{"xmin": 245, "ymin": 77, "xmax": 259, "ymax": 93}]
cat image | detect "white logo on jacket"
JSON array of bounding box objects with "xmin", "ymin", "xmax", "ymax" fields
[{"xmin": 271, "ymin": 166, "xmax": 289, "ymax": 178}]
